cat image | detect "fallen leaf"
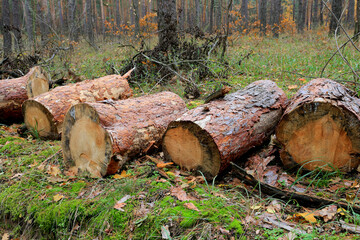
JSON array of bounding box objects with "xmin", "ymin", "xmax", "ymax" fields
[
  {"xmin": 293, "ymin": 212, "xmax": 317, "ymax": 223},
  {"xmin": 114, "ymin": 170, "xmax": 130, "ymax": 179},
  {"xmin": 113, "ymin": 202, "xmax": 126, "ymax": 211},
  {"xmin": 337, "ymin": 208, "xmax": 347, "ymax": 216},
  {"xmin": 288, "ymin": 85, "xmax": 298, "ymax": 90},
  {"xmin": 298, "ymin": 78, "xmax": 306, "ymax": 82},
  {"xmin": 47, "ymin": 165, "xmax": 61, "ymax": 176},
  {"xmin": 1, "ymin": 233, "xmax": 10, "ymax": 240},
  {"xmin": 184, "ymin": 202, "xmax": 199, "ymax": 211},
  {"xmin": 10, "ymin": 173, "xmax": 24, "ymax": 180},
  {"xmin": 170, "ymin": 186, "xmax": 196, "ymax": 201},
  {"xmin": 250, "ymin": 205, "xmax": 262, "ymax": 210},
  {"xmin": 314, "ymin": 205, "xmax": 337, "ymax": 222},
  {"xmin": 53, "ymin": 194, "xmax": 64, "ymax": 202},
  {"xmin": 161, "ymin": 225, "xmax": 171, "ymax": 239},
  {"xmin": 157, "ymin": 162, "xmax": 174, "ymax": 168},
  {"xmin": 114, "ymin": 195, "xmax": 132, "ymax": 211}
]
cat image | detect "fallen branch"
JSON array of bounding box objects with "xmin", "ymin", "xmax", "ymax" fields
[{"xmin": 231, "ymin": 162, "xmax": 360, "ymax": 214}]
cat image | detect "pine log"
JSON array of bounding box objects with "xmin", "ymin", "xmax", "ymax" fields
[
  {"xmin": 22, "ymin": 74, "xmax": 133, "ymax": 139},
  {"xmin": 0, "ymin": 66, "xmax": 49, "ymax": 124},
  {"xmin": 276, "ymin": 79, "xmax": 360, "ymax": 172},
  {"xmin": 61, "ymin": 91, "xmax": 186, "ymax": 177},
  {"xmin": 162, "ymin": 80, "xmax": 287, "ymax": 179}
]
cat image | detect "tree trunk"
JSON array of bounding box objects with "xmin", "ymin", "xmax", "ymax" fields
[
  {"xmin": 271, "ymin": 0, "xmax": 281, "ymax": 37},
  {"xmin": 86, "ymin": 0, "xmax": 95, "ymax": 44},
  {"xmin": 25, "ymin": 0, "xmax": 35, "ymax": 49},
  {"xmin": 23, "ymin": 74, "xmax": 133, "ymax": 139},
  {"xmin": 2, "ymin": 0, "xmax": 12, "ymax": 57},
  {"xmin": 215, "ymin": 0, "xmax": 222, "ymax": 29},
  {"xmin": 259, "ymin": 0, "xmax": 267, "ymax": 35},
  {"xmin": 240, "ymin": 0, "xmax": 249, "ymax": 31},
  {"xmin": 297, "ymin": 0, "xmax": 306, "ymax": 32},
  {"xmin": 100, "ymin": 0, "xmax": 105, "ymax": 37},
  {"xmin": 157, "ymin": 0, "xmax": 178, "ymax": 51},
  {"xmin": 178, "ymin": 0, "xmax": 185, "ymax": 32},
  {"xmin": 58, "ymin": 0, "xmax": 64, "ymax": 34},
  {"xmin": 329, "ymin": 0, "xmax": 343, "ymax": 35},
  {"xmin": 0, "ymin": 67, "xmax": 50, "ymax": 124},
  {"xmin": 195, "ymin": 0, "xmax": 200, "ymax": 27},
  {"xmin": 68, "ymin": 0, "xmax": 76, "ymax": 41},
  {"xmin": 162, "ymin": 80, "xmax": 287, "ymax": 179},
  {"xmin": 209, "ymin": 0, "xmax": 214, "ymax": 33},
  {"xmin": 12, "ymin": 0, "xmax": 23, "ymax": 51},
  {"xmin": 61, "ymin": 92, "xmax": 186, "ymax": 177},
  {"xmin": 346, "ymin": 0, "xmax": 355, "ymax": 27},
  {"xmin": 133, "ymin": 0, "xmax": 140, "ymax": 37},
  {"xmin": 355, "ymin": 0, "xmax": 360, "ymax": 41},
  {"xmin": 116, "ymin": 0, "xmax": 121, "ymax": 28},
  {"xmin": 320, "ymin": 0, "xmax": 324, "ymax": 25},
  {"xmin": 312, "ymin": 0, "xmax": 319, "ymax": 27},
  {"xmin": 276, "ymin": 79, "xmax": 360, "ymax": 172}
]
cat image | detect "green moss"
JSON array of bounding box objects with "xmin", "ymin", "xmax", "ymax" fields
[{"xmin": 228, "ymin": 219, "xmax": 244, "ymax": 234}]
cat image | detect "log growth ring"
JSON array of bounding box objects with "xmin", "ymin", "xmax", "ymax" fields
[
  {"xmin": 163, "ymin": 121, "xmax": 221, "ymax": 178},
  {"xmin": 26, "ymin": 67, "xmax": 49, "ymax": 98},
  {"xmin": 62, "ymin": 103, "xmax": 113, "ymax": 177},
  {"xmin": 276, "ymin": 101, "xmax": 360, "ymax": 172},
  {"xmin": 22, "ymin": 100, "xmax": 57, "ymax": 139}
]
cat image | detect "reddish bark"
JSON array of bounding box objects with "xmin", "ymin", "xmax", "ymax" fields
[
  {"xmin": 0, "ymin": 66, "xmax": 49, "ymax": 124},
  {"xmin": 163, "ymin": 80, "xmax": 288, "ymax": 178},
  {"xmin": 23, "ymin": 74, "xmax": 132, "ymax": 139},
  {"xmin": 61, "ymin": 91, "xmax": 186, "ymax": 177}
]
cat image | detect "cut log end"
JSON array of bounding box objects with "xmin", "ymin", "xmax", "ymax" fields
[
  {"xmin": 26, "ymin": 66, "xmax": 50, "ymax": 98},
  {"xmin": 276, "ymin": 102, "xmax": 360, "ymax": 172},
  {"xmin": 163, "ymin": 121, "xmax": 221, "ymax": 178},
  {"xmin": 62, "ymin": 103, "xmax": 113, "ymax": 177},
  {"xmin": 22, "ymin": 100, "xmax": 58, "ymax": 139}
]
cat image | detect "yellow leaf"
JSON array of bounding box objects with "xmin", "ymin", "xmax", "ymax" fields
[
  {"xmin": 250, "ymin": 205, "xmax": 261, "ymax": 210},
  {"xmin": 337, "ymin": 208, "xmax": 347, "ymax": 216},
  {"xmin": 114, "ymin": 170, "xmax": 130, "ymax": 179},
  {"xmin": 288, "ymin": 85, "xmax": 298, "ymax": 90},
  {"xmin": 295, "ymin": 212, "xmax": 317, "ymax": 223},
  {"xmin": 157, "ymin": 162, "xmax": 174, "ymax": 168},
  {"xmin": 53, "ymin": 194, "xmax": 64, "ymax": 202}
]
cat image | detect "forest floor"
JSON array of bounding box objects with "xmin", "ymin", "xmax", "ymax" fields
[{"xmin": 1, "ymin": 30, "xmax": 360, "ymax": 239}]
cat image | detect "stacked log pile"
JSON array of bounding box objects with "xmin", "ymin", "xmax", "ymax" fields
[
  {"xmin": 162, "ymin": 80, "xmax": 288, "ymax": 179},
  {"xmin": 61, "ymin": 91, "xmax": 186, "ymax": 177},
  {"xmin": 276, "ymin": 78, "xmax": 360, "ymax": 172},
  {"xmin": 0, "ymin": 66, "xmax": 49, "ymax": 124},
  {"xmin": 22, "ymin": 74, "xmax": 133, "ymax": 139}
]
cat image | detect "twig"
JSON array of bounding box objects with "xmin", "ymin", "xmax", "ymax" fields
[{"xmin": 230, "ymin": 162, "xmax": 360, "ymax": 214}]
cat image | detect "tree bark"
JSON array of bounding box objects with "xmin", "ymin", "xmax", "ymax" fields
[
  {"xmin": 355, "ymin": 0, "xmax": 360, "ymax": 41},
  {"xmin": 61, "ymin": 91, "xmax": 186, "ymax": 177},
  {"xmin": 241, "ymin": 0, "xmax": 249, "ymax": 31},
  {"xmin": 133, "ymin": 0, "xmax": 140, "ymax": 37},
  {"xmin": 2, "ymin": 0, "xmax": 12, "ymax": 57},
  {"xmin": 215, "ymin": 0, "xmax": 222, "ymax": 29},
  {"xmin": 157, "ymin": 0, "xmax": 178, "ymax": 51},
  {"xmin": 86, "ymin": 0, "xmax": 95, "ymax": 44},
  {"xmin": 271, "ymin": 0, "xmax": 281, "ymax": 37},
  {"xmin": 25, "ymin": 0, "xmax": 35, "ymax": 49},
  {"xmin": 162, "ymin": 80, "xmax": 287, "ymax": 179},
  {"xmin": 209, "ymin": 0, "xmax": 214, "ymax": 33},
  {"xmin": 276, "ymin": 79, "xmax": 360, "ymax": 172},
  {"xmin": 0, "ymin": 67, "xmax": 50, "ymax": 124},
  {"xmin": 329, "ymin": 0, "xmax": 343, "ymax": 35},
  {"xmin": 346, "ymin": 0, "xmax": 354, "ymax": 27},
  {"xmin": 259, "ymin": 0, "xmax": 267, "ymax": 35},
  {"xmin": 12, "ymin": 0, "xmax": 23, "ymax": 51},
  {"xmin": 312, "ymin": 0, "xmax": 319, "ymax": 27},
  {"xmin": 23, "ymin": 74, "xmax": 133, "ymax": 139},
  {"xmin": 297, "ymin": 0, "xmax": 306, "ymax": 32}
]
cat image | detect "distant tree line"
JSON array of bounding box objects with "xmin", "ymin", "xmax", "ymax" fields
[{"xmin": 0, "ymin": 0, "xmax": 359, "ymax": 57}]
